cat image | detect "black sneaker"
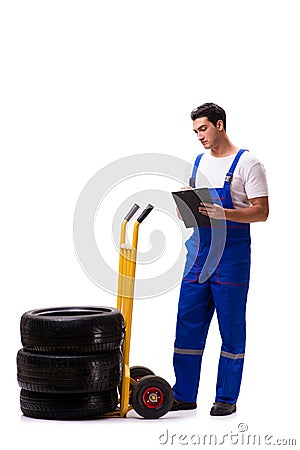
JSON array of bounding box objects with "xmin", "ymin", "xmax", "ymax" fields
[
  {"xmin": 210, "ymin": 402, "xmax": 236, "ymax": 416},
  {"xmin": 170, "ymin": 399, "xmax": 197, "ymax": 411}
]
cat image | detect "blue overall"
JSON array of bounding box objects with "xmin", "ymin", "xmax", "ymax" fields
[{"xmin": 173, "ymin": 149, "xmax": 251, "ymax": 405}]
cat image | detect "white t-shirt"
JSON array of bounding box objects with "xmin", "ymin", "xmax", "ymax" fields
[{"xmin": 195, "ymin": 150, "xmax": 268, "ymax": 209}]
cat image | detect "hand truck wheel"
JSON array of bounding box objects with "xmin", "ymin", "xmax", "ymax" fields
[
  {"xmin": 130, "ymin": 366, "xmax": 155, "ymax": 382},
  {"xmin": 131, "ymin": 375, "xmax": 173, "ymax": 419}
]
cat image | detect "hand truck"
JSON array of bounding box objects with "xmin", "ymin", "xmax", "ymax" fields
[{"xmin": 105, "ymin": 203, "xmax": 174, "ymax": 419}]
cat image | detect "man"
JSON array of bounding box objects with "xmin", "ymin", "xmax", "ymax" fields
[{"xmin": 172, "ymin": 103, "xmax": 269, "ymax": 416}]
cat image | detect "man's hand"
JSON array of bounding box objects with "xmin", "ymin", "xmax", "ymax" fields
[
  {"xmin": 176, "ymin": 186, "xmax": 192, "ymax": 220},
  {"xmin": 199, "ymin": 202, "xmax": 225, "ymax": 220}
]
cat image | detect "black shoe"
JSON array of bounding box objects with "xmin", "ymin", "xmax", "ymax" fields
[
  {"xmin": 170, "ymin": 399, "xmax": 197, "ymax": 411},
  {"xmin": 210, "ymin": 402, "xmax": 236, "ymax": 416}
]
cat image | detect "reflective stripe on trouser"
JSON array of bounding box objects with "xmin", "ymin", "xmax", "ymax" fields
[{"xmin": 173, "ymin": 273, "xmax": 249, "ymax": 404}]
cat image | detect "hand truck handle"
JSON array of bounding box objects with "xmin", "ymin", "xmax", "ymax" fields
[
  {"xmin": 136, "ymin": 204, "xmax": 154, "ymax": 223},
  {"xmin": 124, "ymin": 203, "xmax": 140, "ymax": 221}
]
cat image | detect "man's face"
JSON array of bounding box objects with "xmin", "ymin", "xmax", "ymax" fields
[{"xmin": 192, "ymin": 117, "xmax": 222, "ymax": 149}]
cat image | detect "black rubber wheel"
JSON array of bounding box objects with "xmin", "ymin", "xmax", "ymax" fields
[
  {"xmin": 131, "ymin": 375, "xmax": 174, "ymax": 419},
  {"xmin": 20, "ymin": 306, "xmax": 125, "ymax": 354},
  {"xmin": 20, "ymin": 388, "xmax": 118, "ymax": 420},
  {"xmin": 17, "ymin": 349, "xmax": 122, "ymax": 393},
  {"xmin": 130, "ymin": 366, "xmax": 155, "ymax": 382}
]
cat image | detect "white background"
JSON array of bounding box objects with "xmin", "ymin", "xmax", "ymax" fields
[{"xmin": 1, "ymin": 1, "xmax": 299, "ymax": 449}]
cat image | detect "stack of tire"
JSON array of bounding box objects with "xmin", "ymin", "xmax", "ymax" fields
[{"xmin": 17, "ymin": 306, "xmax": 125, "ymax": 420}]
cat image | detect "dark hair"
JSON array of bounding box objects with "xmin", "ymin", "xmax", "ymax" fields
[{"xmin": 190, "ymin": 103, "xmax": 226, "ymax": 131}]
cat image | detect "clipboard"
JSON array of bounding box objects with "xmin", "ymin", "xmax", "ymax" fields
[{"xmin": 172, "ymin": 188, "xmax": 218, "ymax": 228}]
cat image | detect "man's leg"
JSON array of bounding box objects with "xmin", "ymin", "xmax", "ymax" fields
[
  {"xmin": 173, "ymin": 278, "xmax": 214, "ymax": 403},
  {"xmin": 211, "ymin": 281, "xmax": 249, "ymax": 405}
]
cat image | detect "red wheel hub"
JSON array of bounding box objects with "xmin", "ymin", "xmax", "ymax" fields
[{"xmin": 142, "ymin": 386, "xmax": 164, "ymax": 409}]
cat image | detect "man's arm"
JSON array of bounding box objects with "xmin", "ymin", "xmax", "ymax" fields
[{"xmin": 199, "ymin": 196, "xmax": 269, "ymax": 223}]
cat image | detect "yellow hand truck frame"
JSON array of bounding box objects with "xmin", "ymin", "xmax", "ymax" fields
[{"xmin": 104, "ymin": 203, "xmax": 173, "ymax": 419}]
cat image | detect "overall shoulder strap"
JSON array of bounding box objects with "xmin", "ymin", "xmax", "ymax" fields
[
  {"xmin": 225, "ymin": 149, "xmax": 248, "ymax": 183},
  {"xmin": 189, "ymin": 153, "xmax": 204, "ymax": 187}
]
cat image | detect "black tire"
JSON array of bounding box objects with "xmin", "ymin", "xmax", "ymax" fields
[
  {"xmin": 131, "ymin": 375, "xmax": 174, "ymax": 419},
  {"xmin": 130, "ymin": 366, "xmax": 155, "ymax": 382},
  {"xmin": 20, "ymin": 306, "xmax": 125, "ymax": 354},
  {"xmin": 20, "ymin": 388, "xmax": 118, "ymax": 420},
  {"xmin": 17, "ymin": 349, "xmax": 122, "ymax": 393}
]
